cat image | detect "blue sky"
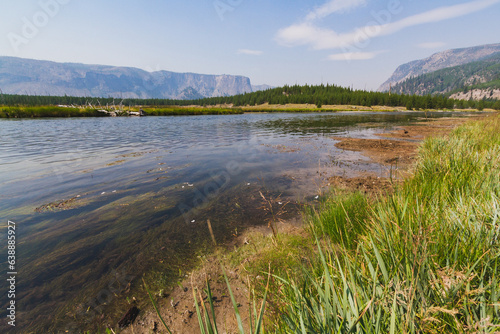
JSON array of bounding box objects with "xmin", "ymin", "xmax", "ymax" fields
[{"xmin": 1, "ymin": 0, "xmax": 499, "ymax": 90}]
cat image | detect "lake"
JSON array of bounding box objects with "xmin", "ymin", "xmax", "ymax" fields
[{"xmin": 0, "ymin": 111, "xmax": 468, "ymax": 332}]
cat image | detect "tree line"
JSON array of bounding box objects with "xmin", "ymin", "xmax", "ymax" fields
[{"xmin": 1, "ymin": 83, "xmax": 499, "ymax": 110}]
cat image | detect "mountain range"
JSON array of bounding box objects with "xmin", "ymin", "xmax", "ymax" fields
[
  {"xmin": 4, "ymin": 44, "xmax": 500, "ymax": 103},
  {"xmin": 378, "ymin": 43, "xmax": 500, "ymax": 96},
  {"xmin": 0, "ymin": 56, "xmax": 264, "ymax": 99}
]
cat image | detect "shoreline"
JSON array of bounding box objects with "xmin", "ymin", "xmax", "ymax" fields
[
  {"xmin": 8, "ymin": 111, "xmax": 495, "ymax": 333},
  {"xmin": 116, "ymin": 113, "xmax": 494, "ymax": 333},
  {"xmin": 0, "ymin": 104, "xmax": 492, "ymax": 119}
]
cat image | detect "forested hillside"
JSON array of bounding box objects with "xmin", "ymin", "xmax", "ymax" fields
[
  {"xmin": 379, "ymin": 43, "xmax": 500, "ymax": 92},
  {"xmin": 391, "ymin": 54, "xmax": 500, "ymax": 98}
]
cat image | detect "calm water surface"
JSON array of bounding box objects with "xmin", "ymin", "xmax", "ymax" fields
[{"xmin": 0, "ymin": 112, "xmax": 467, "ymax": 331}]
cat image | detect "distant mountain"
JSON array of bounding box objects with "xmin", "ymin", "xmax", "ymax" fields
[
  {"xmin": 378, "ymin": 43, "xmax": 500, "ymax": 92},
  {"xmin": 0, "ymin": 56, "xmax": 254, "ymax": 99},
  {"xmin": 390, "ymin": 53, "xmax": 500, "ymax": 100}
]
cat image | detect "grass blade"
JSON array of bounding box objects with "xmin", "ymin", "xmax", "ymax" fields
[
  {"xmin": 222, "ymin": 266, "xmax": 245, "ymax": 334},
  {"xmin": 143, "ymin": 278, "xmax": 173, "ymax": 334}
]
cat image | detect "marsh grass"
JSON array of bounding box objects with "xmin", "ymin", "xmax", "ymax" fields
[
  {"xmin": 0, "ymin": 105, "xmax": 243, "ymax": 118},
  {"xmin": 306, "ymin": 191, "xmax": 370, "ymax": 251},
  {"xmin": 0, "ymin": 106, "xmax": 105, "ymax": 118},
  {"xmin": 272, "ymin": 115, "xmax": 500, "ymax": 333}
]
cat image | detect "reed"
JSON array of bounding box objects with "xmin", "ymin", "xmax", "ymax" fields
[{"xmin": 272, "ymin": 115, "xmax": 500, "ymax": 333}]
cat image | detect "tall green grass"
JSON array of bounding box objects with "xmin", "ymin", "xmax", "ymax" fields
[
  {"xmin": 273, "ymin": 115, "xmax": 500, "ymax": 333},
  {"xmin": 307, "ymin": 191, "xmax": 369, "ymax": 251}
]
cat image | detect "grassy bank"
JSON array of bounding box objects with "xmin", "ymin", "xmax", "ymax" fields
[
  {"xmin": 238, "ymin": 103, "xmax": 405, "ymax": 113},
  {"xmin": 0, "ymin": 106, "xmax": 106, "ymax": 118},
  {"xmin": 262, "ymin": 114, "xmax": 500, "ymax": 333},
  {"xmin": 0, "ymin": 106, "xmax": 244, "ymax": 118},
  {"xmin": 0, "ymin": 104, "xmax": 491, "ymax": 119}
]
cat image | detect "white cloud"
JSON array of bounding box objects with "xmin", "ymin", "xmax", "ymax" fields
[
  {"xmin": 327, "ymin": 51, "xmax": 384, "ymax": 61},
  {"xmin": 418, "ymin": 42, "xmax": 446, "ymax": 49},
  {"xmin": 305, "ymin": 0, "xmax": 367, "ymax": 21},
  {"xmin": 237, "ymin": 49, "xmax": 263, "ymax": 56},
  {"xmin": 276, "ymin": 0, "xmax": 500, "ymax": 51},
  {"xmin": 276, "ymin": 22, "xmax": 355, "ymax": 49}
]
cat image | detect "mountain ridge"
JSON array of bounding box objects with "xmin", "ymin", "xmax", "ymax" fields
[
  {"xmin": 389, "ymin": 53, "xmax": 500, "ymax": 100},
  {"xmin": 0, "ymin": 56, "xmax": 254, "ymax": 99},
  {"xmin": 378, "ymin": 43, "xmax": 500, "ymax": 92}
]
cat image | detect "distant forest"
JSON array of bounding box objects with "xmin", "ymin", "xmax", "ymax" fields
[{"xmin": 2, "ymin": 84, "xmax": 499, "ymax": 111}]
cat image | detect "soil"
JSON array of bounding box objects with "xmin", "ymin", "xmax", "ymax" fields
[
  {"xmin": 328, "ymin": 175, "xmax": 397, "ymax": 195},
  {"xmin": 120, "ymin": 226, "xmax": 274, "ymax": 334},
  {"xmin": 121, "ymin": 263, "xmax": 252, "ymax": 334},
  {"xmin": 332, "ymin": 137, "xmax": 419, "ymax": 166},
  {"xmin": 332, "ymin": 116, "xmax": 482, "ymax": 171}
]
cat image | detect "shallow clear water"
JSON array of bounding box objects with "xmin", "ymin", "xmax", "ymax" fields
[{"xmin": 0, "ymin": 111, "xmax": 466, "ymax": 331}]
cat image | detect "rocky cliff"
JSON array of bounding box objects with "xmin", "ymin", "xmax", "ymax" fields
[{"xmin": 0, "ymin": 56, "xmax": 253, "ymax": 99}]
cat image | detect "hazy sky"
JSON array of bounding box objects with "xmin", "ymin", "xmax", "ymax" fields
[{"xmin": 1, "ymin": 0, "xmax": 499, "ymax": 90}]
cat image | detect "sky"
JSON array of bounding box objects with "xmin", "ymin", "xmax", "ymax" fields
[{"xmin": 1, "ymin": 0, "xmax": 500, "ymax": 90}]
